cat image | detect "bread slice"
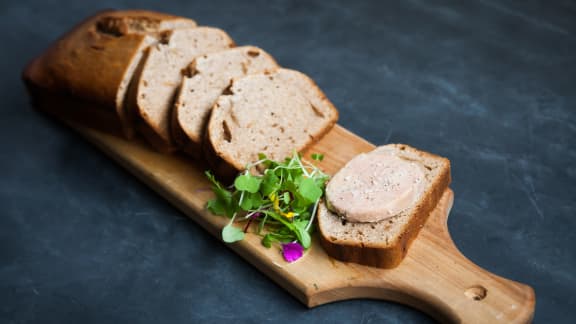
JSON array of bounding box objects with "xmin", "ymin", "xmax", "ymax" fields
[
  {"xmin": 22, "ymin": 10, "xmax": 197, "ymax": 137},
  {"xmin": 171, "ymin": 46, "xmax": 279, "ymax": 157},
  {"xmin": 130, "ymin": 27, "xmax": 235, "ymax": 153},
  {"xmin": 317, "ymin": 144, "xmax": 451, "ymax": 269},
  {"xmin": 204, "ymin": 68, "xmax": 339, "ymax": 179}
]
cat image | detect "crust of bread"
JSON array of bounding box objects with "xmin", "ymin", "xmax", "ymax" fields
[
  {"xmin": 202, "ymin": 118, "xmax": 239, "ymax": 182},
  {"xmin": 24, "ymin": 83, "xmax": 124, "ymax": 137},
  {"xmin": 318, "ymin": 144, "xmax": 451, "ymax": 269},
  {"xmin": 170, "ymin": 89, "xmax": 199, "ymax": 156},
  {"xmin": 22, "ymin": 9, "xmax": 196, "ymax": 138}
]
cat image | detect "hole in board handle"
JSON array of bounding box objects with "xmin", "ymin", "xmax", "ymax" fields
[{"xmin": 465, "ymin": 285, "xmax": 487, "ymax": 301}]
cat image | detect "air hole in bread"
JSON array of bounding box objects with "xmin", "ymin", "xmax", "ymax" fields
[
  {"xmin": 90, "ymin": 45, "xmax": 105, "ymax": 51},
  {"xmin": 398, "ymin": 155, "xmax": 419, "ymax": 163},
  {"xmin": 96, "ymin": 16, "xmax": 162, "ymax": 36},
  {"xmin": 96, "ymin": 18, "xmax": 124, "ymax": 36},
  {"xmin": 310, "ymin": 104, "xmax": 325, "ymax": 118},
  {"xmin": 247, "ymin": 50, "xmax": 260, "ymax": 57},
  {"xmin": 222, "ymin": 121, "xmax": 232, "ymax": 143},
  {"xmin": 341, "ymin": 219, "xmax": 347, "ymax": 226},
  {"xmin": 222, "ymin": 84, "xmax": 234, "ymax": 95},
  {"xmin": 159, "ymin": 31, "xmax": 170, "ymax": 44},
  {"xmin": 183, "ymin": 63, "xmax": 199, "ymax": 78}
]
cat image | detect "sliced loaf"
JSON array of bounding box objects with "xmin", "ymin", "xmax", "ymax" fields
[
  {"xmin": 317, "ymin": 144, "xmax": 451, "ymax": 269},
  {"xmin": 204, "ymin": 68, "xmax": 338, "ymax": 179},
  {"xmin": 130, "ymin": 27, "xmax": 235, "ymax": 152},
  {"xmin": 22, "ymin": 10, "xmax": 197, "ymax": 136},
  {"xmin": 171, "ymin": 46, "xmax": 279, "ymax": 156}
]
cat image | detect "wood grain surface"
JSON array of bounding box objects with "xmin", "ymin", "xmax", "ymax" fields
[{"xmin": 62, "ymin": 119, "xmax": 535, "ymax": 324}]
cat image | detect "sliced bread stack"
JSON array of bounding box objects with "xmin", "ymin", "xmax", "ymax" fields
[
  {"xmin": 23, "ymin": 10, "xmax": 197, "ymax": 135},
  {"xmin": 171, "ymin": 46, "xmax": 279, "ymax": 157},
  {"xmin": 129, "ymin": 27, "xmax": 235, "ymax": 150},
  {"xmin": 23, "ymin": 10, "xmax": 339, "ymax": 172},
  {"xmin": 317, "ymin": 144, "xmax": 451, "ymax": 268}
]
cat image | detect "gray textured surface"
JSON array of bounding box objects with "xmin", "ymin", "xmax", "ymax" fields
[{"xmin": 1, "ymin": 0, "xmax": 575, "ymax": 323}]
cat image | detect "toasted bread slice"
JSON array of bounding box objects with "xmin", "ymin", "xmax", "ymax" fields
[
  {"xmin": 130, "ymin": 27, "xmax": 234, "ymax": 152},
  {"xmin": 171, "ymin": 46, "xmax": 278, "ymax": 157},
  {"xmin": 317, "ymin": 144, "xmax": 451, "ymax": 269},
  {"xmin": 204, "ymin": 68, "xmax": 338, "ymax": 179}
]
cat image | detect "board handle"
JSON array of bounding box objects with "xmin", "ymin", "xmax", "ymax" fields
[
  {"xmin": 398, "ymin": 191, "xmax": 536, "ymax": 323},
  {"xmin": 395, "ymin": 235, "xmax": 537, "ymax": 323},
  {"xmin": 310, "ymin": 190, "xmax": 535, "ymax": 323}
]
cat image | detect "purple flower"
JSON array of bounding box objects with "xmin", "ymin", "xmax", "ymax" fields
[
  {"xmin": 281, "ymin": 242, "xmax": 304, "ymax": 262},
  {"xmin": 250, "ymin": 212, "xmax": 262, "ymax": 219}
]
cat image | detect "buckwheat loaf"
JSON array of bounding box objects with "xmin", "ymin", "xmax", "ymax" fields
[{"xmin": 22, "ymin": 10, "xmax": 196, "ymax": 136}]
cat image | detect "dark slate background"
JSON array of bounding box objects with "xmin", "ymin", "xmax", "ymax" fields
[{"xmin": 1, "ymin": 0, "xmax": 575, "ymax": 323}]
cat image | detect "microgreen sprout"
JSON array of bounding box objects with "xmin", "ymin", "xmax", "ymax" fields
[{"xmin": 205, "ymin": 152, "xmax": 329, "ymax": 262}]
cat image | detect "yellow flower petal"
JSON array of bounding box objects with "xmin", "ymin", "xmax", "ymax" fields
[
  {"xmin": 269, "ymin": 193, "xmax": 280, "ymax": 212},
  {"xmin": 282, "ymin": 212, "xmax": 294, "ymax": 219}
]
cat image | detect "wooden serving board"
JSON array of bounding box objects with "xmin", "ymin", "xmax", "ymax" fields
[{"xmin": 61, "ymin": 120, "xmax": 534, "ymax": 323}]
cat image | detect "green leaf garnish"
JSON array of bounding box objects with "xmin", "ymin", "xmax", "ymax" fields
[
  {"xmin": 298, "ymin": 177, "xmax": 323, "ymax": 203},
  {"xmin": 262, "ymin": 234, "xmax": 273, "ymax": 248},
  {"xmin": 311, "ymin": 153, "xmax": 324, "ymax": 161},
  {"xmin": 222, "ymin": 223, "xmax": 245, "ymax": 243},
  {"xmin": 282, "ymin": 192, "xmax": 291, "ymax": 204},
  {"xmin": 205, "ymin": 171, "xmax": 234, "ymax": 217},
  {"xmin": 260, "ymin": 171, "xmax": 279, "ymax": 196},
  {"xmin": 234, "ymin": 173, "xmax": 262, "ymax": 193},
  {"xmin": 293, "ymin": 219, "xmax": 312, "ymax": 249},
  {"xmin": 205, "ymin": 152, "xmax": 329, "ymax": 258}
]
